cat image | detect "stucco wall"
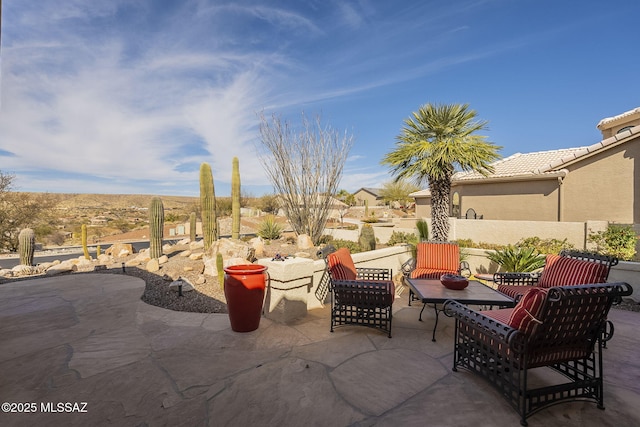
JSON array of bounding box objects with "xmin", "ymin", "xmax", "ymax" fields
[
  {"xmin": 453, "ymin": 180, "xmax": 560, "ymax": 221},
  {"xmin": 562, "ymin": 145, "xmax": 636, "ymax": 223}
]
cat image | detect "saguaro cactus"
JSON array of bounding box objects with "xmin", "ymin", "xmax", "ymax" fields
[
  {"xmin": 231, "ymin": 157, "xmax": 241, "ymax": 240},
  {"xmin": 189, "ymin": 212, "xmax": 197, "ymax": 242},
  {"xmin": 364, "ymin": 199, "xmax": 369, "ymax": 217},
  {"xmin": 149, "ymin": 197, "xmax": 165, "ymax": 259},
  {"xmin": 18, "ymin": 228, "xmax": 35, "ymax": 266},
  {"xmin": 200, "ymin": 162, "xmax": 218, "ymax": 249},
  {"xmin": 81, "ymin": 224, "xmax": 90, "ymax": 260}
]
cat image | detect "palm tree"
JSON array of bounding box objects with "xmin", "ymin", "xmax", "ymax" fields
[{"xmin": 382, "ymin": 103, "xmax": 501, "ymax": 241}]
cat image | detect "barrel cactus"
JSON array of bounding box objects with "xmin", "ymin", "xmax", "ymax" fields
[
  {"xmin": 149, "ymin": 197, "xmax": 165, "ymax": 259},
  {"xmin": 18, "ymin": 228, "xmax": 35, "ymax": 266},
  {"xmin": 81, "ymin": 224, "xmax": 90, "ymax": 260},
  {"xmin": 358, "ymin": 224, "xmax": 376, "ymax": 251},
  {"xmin": 231, "ymin": 157, "xmax": 241, "ymax": 240},
  {"xmin": 189, "ymin": 212, "xmax": 197, "ymax": 242},
  {"xmin": 200, "ymin": 162, "xmax": 218, "ymax": 249}
]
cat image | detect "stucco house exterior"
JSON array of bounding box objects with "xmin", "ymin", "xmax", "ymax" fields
[
  {"xmin": 410, "ymin": 107, "xmax": 640, "ymax": 225},
  {"xmin": 353, "ymin": 187, "xmax": 383, "ymax": 206}
]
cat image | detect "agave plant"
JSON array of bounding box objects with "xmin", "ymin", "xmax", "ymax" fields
[
  {"xmin": 485, "ymin": 245, "xmax": 546, "ymax": 272},
  {"xmin": 257, "ymin": 215, "xmax": 283, "ymax": 241}
]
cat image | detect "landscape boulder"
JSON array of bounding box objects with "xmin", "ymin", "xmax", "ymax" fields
[{"xmin": 105, "ymin": 243, "xmax": 134, "ymax": 258}]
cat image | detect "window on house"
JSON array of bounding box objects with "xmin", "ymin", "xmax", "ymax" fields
[{"xmin": 452, "ymin": 192, "xmax": 460, "ymax": 218}]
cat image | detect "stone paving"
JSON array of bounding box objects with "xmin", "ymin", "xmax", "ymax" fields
[{"xmin": 1, "ymin": 273, "xmax": 639, "ymax": 426}]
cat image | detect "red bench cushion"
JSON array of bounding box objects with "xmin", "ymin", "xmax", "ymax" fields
[
  {"xmin": 538, "ymin": 254, "xmax": 608, "ymax": 288},
  {"xmin": 327, "ymin": 248, "xmax": 357, "ymax": 280},
  {"xmin": 508, "ymin": 287, "xmax": 548, "ymax": 335}
]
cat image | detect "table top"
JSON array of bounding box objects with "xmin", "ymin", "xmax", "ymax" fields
[{"xmin": 406, "ymin": 278, "xmax": 515, "ymax": 306}]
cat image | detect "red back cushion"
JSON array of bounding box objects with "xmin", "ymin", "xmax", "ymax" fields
[
  {"xmin": 327, "ymin": 248, "xmax": 357, "ymax": 280},
  {"xmin": 508, "ymin": 288, "xmax": 548, "ymax": 336},
  {"xmin": 538, "ymin": 254, "xmax": 608, "ymax": 288},
  {"xmin": 415, "ymin": 242, "xmax": 459, "ymax": 272}
]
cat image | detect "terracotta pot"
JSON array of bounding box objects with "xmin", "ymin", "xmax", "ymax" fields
[
  {"xmin": 440, "ymin": 274, "xmax": 469, "ymax": 290},
  {"xmin": 224, "ymin": 264, "xmax": 268, "ymax": 332}
]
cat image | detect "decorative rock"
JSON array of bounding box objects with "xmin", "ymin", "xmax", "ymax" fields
[
  {"xmin": 177, "ymin": 237, "xmax": 191, "ymax": 245},
  {"xmin": 45, "ymin": 263, "xmax": 78, "ymax": 276},
  {"xmin": 12, "ymin": 265, "xmax": 38, "ymax": 276},
  {"xmin": 97, "ymin": 254, "xmax": 112, "ymax": 264},
  {"xmin": 190, "ymin": 240, "xmax": 204, "ymax": 250},
  {"xmin": 158, "ymin": 255, "xmax": 169, "ymax": 265},
  {"xmin": 203, "ymin": 239, "xmax": 254, "ymax": 277},
  {"xmin": 250, "ymin": 236, "xmax": 265, "ymax": 257},
  {"xmin": 294, "ymin": 252, "xmax": 310, "ymax": 258},
  {"xmin": 169, "ymin": 278, "xmax": 195, "ymax": 293},
  {"xmin": 162, "ymin": 243, "xmax": 172, "ymax": 252},
  {"xmin": 183, "ymin": 266, "xmax": 193, "ymax": 272},
  {"xmin": 125, "ymin": 259, "xmax": 141, "ymax": 267},
  {"xmin": 105, "ymin": 243, "xmax": 134, "ymax": 257},
  {"xmin": 297, "ymin": 234, "xmax": 314, "ymax": 250},
  {"xmin": 162, "ymin": 274, "xmax": 173, "ymax": 282},
  {"xmin": 0, "ymin": 269, "xmax": 13, "ymax": 277},
  {"xmin": 179, "ymin": 250, "xmax": 192, "ymax": 257},
  {"xmin": 196, "ymin": 275, "xmax": 206, "ymax": 285},
  {"xmin": 188, "ymin": 252, "xmax": 203, "ymax": 260},
  {"xmin": 146, "ymin": 258, "xmax": 160, "ymax": 272}
]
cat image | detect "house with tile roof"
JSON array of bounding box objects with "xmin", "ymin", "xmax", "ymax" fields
[
  {"xmin": 353, "ymin": 187, "xmax": 383, "ymax": 207},
  {"xmin": 411, "ymin": 107, "xmax": 640, "ymax": 224}
]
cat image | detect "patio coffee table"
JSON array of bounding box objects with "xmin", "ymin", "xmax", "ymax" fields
[{"xmin": 406, "ymin": 278, "xmax": 515, "ymax": 341}]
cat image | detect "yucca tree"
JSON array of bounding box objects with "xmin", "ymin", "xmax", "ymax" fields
[{"xmin": 382, "ymin": 103, "xmax": 501, "ymax": 241}]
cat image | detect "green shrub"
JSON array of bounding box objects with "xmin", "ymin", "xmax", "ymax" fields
[
  {"xmin": 317, "ymin": 234, "xmax": 333, "ymax": 245},
  {"xmin": 330, "ymin": 239, "xmax": 362, "ymax": 253},
  {"xmin": 516, "ymin": 236, "xmax": 574, "ymax": 254},
  {"xmin": 416, "ymin": 219, "xmax": 429, "ymax": 241},
  {"xmin": 362, "ymin": 214, "xmax": 379, "ymax": 223},
  {"xmin": 485, "ymin": 245, "xmax": 546, "ymax": 272},
  {"xmin": 358, "ymin": 224, "xmax": 376, "ymax": 251},
  {"xmin": 455, "ymin": 239, "xmax": 504, "ymax": 250},
  {"xmin": 257, "ymin": 215, "xmax": 283, "ymax": 240},
  {"xmin": 588, "ymin": 224, "xmax": 637, "ymax": 261},
  {"xmin": 388, "ymin": 231, "xmax": 418, "ymax": 246}
]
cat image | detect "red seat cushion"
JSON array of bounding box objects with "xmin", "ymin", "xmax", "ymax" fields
[
  {"xmin": 496, "ymin": 284, "xmax": 535, "ymax": 300},
  {"xmin": 538, "ymin": 254, "xmax": 608, "ymax": 288},
  {"xmin": 507, "ymin": 287, "xmax": 548, "ymax": 336},
  {"xmin": 327, "ymin": 248, "xmax": 358, "ymax": 280},
  {"xmin": 482, "ymin": 308, "xmax": 513, "ymax": 325},
  {"xmin": 411, "ymin": 242, "xmax": 459, "ymax": 279}
]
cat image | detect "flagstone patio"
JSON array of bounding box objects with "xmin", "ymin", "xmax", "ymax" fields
[{"xmin": 1, "ymin": 273, "xmax": 638, "ymax": 426}]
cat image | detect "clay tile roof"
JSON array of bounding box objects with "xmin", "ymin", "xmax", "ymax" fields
[
  {"xmin": 597, "ymin": 107, "xmax": 640, "ymax": 129},
  {"xmin": 453, "ymin": 147, "xmax": 587, "ymax": 181}
]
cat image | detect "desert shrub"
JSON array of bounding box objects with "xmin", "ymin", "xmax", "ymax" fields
[
  {"xmin": 388, "ymin": 231, "xmax": 418, "ymax": 246},
  {"xmin": 330, "ymin": 239, "xmax": 362, "ymax": 253},
  {"xmin": 257, "ymin": 194, "xmax": 280, "ymax": 214},
  {"xmin": 416, "ymin": 219, "xmax": 429, "ymax": 241},
  {"xmin": 485, "ymin": 245, "xmax": 546, "ymax": 272},
  {"xmin": 317, "ymin": 234, "xmax": 333, "ymax": 245},
  {"xmin": 358, "ymin": 224, "xmax": 376, "ymax": 251},
  {"xmin": 361, "ymin": 214, "xmax": 379, "ymax": 223},
  {"xmin": 516, "ymin": 236, "xmax": 574, "ymax": 254},
  {"xmin": 588, "ymin": 224, "xmax": 637, "ymax": 261},
  {"xmin": 455, "ymin": 239, "xmax": 504, "ymax": 250},
  {"xmin": 257, "ymin": 215, "xmax": 283, "ymax": 240}
]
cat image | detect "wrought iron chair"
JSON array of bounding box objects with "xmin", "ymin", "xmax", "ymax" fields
[
  {"xmin": 494, "ymin": 250, "xmax": 618, "ymax": 301},
  {"xmin": 323, "ymin": 247, "xmax": 395, "ymax": 337},
  {"xmin": 445, "ymin": 281, "xmax": 633, "ymax": 426},
  {"xmin": 402, "ymin": 241, "xmax": 468, "ymax": 305}
]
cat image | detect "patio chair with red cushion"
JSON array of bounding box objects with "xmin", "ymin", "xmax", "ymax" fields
[
  {"xmin": 444, "ymin": 281, "xmax": 633, "ymax": 426},
  {"xmin": 324, "ymin": 247, "xmax": 395, "ymax": 337},
  {"xmin": 494, "ymin": 250, "xmax": 618, "ymax": 301}
]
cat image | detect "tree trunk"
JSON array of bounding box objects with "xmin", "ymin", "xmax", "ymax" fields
[{"xmin": 429, "ymin": 177, "xmax": 451, "ymax": 241}]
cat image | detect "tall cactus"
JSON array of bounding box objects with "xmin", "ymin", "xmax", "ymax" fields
[
  {"xmin": 81, "ymin": 224, "xmax": 90, "ymax": 260},
  {"xmin": 231, "ymin": 156, "xmax": 241, "ymax": 240},
  {"xmin": 216, "ymin": 252, "xmax": 224, "ymax": 290},
  {"xmin": 149, "ymin": 197, "xmax": 165, "ymax": 259},
  {"xmin": 18, "ymin": 228, "xmax": 35, "ymax": 266},
  {"xmin": 189, "ymin": 212, "xmax": 197, "ymax": 242},
  {"xmin": 200, "ymin": 162, "xmax": 218, "ymax": 249},
  {"xmin": 364, "ymin": 199, "xmax": 369, "ymax": 217}
]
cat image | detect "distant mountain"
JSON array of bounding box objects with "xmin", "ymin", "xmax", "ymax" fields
[{"xmin": 51, "ymin": 193, "xmax": 200, "ymax": 210}]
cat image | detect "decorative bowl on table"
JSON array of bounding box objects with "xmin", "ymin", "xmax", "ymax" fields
[{"xmin": 440, "ymin": 274, "xmax": 469, "ymax": 290}]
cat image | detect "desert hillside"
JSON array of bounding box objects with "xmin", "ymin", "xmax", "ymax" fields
[{"xmin": 52, "ymin": 193, "xmax": 200, "ymax": 210}]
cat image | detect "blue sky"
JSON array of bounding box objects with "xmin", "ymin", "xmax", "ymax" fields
[{"xmin": 1, "ymin": 0, "xmax": 638, "ymax": 197}]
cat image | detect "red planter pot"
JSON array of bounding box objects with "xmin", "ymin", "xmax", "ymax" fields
[{"xmin": 224, "ymin": 264, "xmax": 268, "ymax": 332}]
